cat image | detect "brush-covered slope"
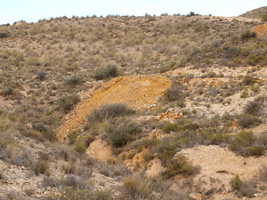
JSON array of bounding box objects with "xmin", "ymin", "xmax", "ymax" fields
[
  {"xmin": 0, "ymin": 9, "xmax": 267, "ymax": 200},
  {"xmin": 240, "ymin": 6, "xmax": 267, "ymax": 19}
]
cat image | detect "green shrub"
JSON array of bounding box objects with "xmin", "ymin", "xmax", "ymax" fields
[
  {"xmin": 237, "ymin": 114, "xmax": 261, "ymax": 128},
  {"xmin": 156, "ymin": 137, "xmax": 178, "ymax": 164},
  {"xmin": 122, "ymin": 176, "xmax": 151, "ymax": 199},
  {"xmin": 74, "ymin": 139, "xmax": 87, "ymax": 154},
  {"xmin": 121, "ymin": 122, "xmax": 142, "ymax": 135},
  {"xmin": 245, "ymin": 97, "xmax": 265, "ymax": 116},
  {"xmin": 244, "ymin": 145, "xmax": 265, "ymax": 157},
  {"xmin": 106, "ymin": 121, "xmax": 141, "ymax": 148},
  {"xmin": 68, "ymin": 132, "xmax": 78, "ymax": 145},
  {"xmin": 223, "ymin": 45, "xmax": 241, "ymax": 58},
  {"xmin": 42, "ymin": 130, "xmax": 57, "ymax": 142},
  {"xmin": 156, "ymin": 129, "xmax": 198, "ymax": 164},
  {"xmin": 87, "ymin": 103, "xmax": 134, "ymax": 122},
  {"xmin": 242, "ymin": 75, "xmax": 256, "ymax": 86},
  {"xmin": 164, "ymin": 82, "xmax": 185, "ymax": 102},
  {"xmin": 162, "ymin": 122, "xmax": 179, "ymax": 133},
  {"xmin": 212, "ymin": 133, "xmax": 232, "ymax": 145},
  {"xmin": 229, "ymin": 131, "xmax": 259, "ymax": 155},
  {"xmin": 33, "ymin": 123, "xmax": 48, "ymax": 132},
  {"xmin": 232, "ymin": 131, "xmax": 255, "ymax": 147},
  {"xmin": 92, "ymin": 65, "xmax": 120, "ymax": 80},
  {"xmin": 142, "ymin": 152, "xmax": 154, "ymax": 162},
  {"xmin": 66, "ymin": 75, "xmax": 84, "ymax": 86},
  {"xmin": 142, "ymin": 138, "xmax": 159, "ymax": 148},
  {"xmin": 59, "ymin": 94, "xmax": 80, "ymax": 113},
  {"xmin": 165, "ymin": 155, "xmax": 195, "ymax": 178},
  {"xmin": 231, "ymin": 174, "xmax": 243, "ymax": 191},
  {"xmin": 26, "ymin": 56, "xmax": 41, "ymax": 66},
  {"xmin": 207, "ymin": 72, "xmax": 217, "ymax": 78},
  {"xmin": 240, "ymin": 90, "xmax": 249, "ymax": 98},
  {"xmin": 262, "ymin": 14, "xmax": 267, "ymax": 21},
  {"xmin": 247, "ymin": 54, "xmax": 264, "ymax": 66}
]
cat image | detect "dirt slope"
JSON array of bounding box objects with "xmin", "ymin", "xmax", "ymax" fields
[
  {"xmin": 56, "ymin": 75, "xmax": 172, "ymax": 141},
  {"xmin": 177, "ymin": 145, "xmax": 267, "ymax": 198}
]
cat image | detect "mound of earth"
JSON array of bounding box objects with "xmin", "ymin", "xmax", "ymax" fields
[
  {"xmin": 87, "ymin": 138, "xmax": 115, "ymax": 161},
  {"xmin": 251, "ymin": 24, "xmax": 267, "ymax": 38},
  {"xmin": 177, "ymin": 145, "xmax": 267, "ymax": 197},
  {"xmin": 56, "ymin": 75, "xmax": 172, "ymax": 141}
]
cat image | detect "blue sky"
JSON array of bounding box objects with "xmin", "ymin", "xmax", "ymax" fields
[{"xmin": 0, "ymin": 0, "xmax": 266, "ymax": 25}]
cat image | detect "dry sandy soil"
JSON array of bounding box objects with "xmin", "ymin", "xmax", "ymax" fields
[{"xmin": 177, "ymin": 145, "xmax": 267, "ymax": 199}]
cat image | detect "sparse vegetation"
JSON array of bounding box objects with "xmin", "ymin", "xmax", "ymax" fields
[
  {"xmin": 229, "ymin": 130, "xmax": 266, "ymax": 156},
  {"xmin": 231, "ymin": 174, "xmax": 243, "ymax": 191},
  {"xmin": 164, "ymin": 155, "xmax": 197, "ymax": 178},
  {"xmin": 106, "ymin": 121, "xmax": 142, "ymax": 148},
  {"xmin": 0, "ymin": 7, "xmax": 266, "ymax": 199},
  {"xmin": 59, "ymin": 94, "xmax": 80, "ymax": 113},
  {"xmin": 164, "ymin": 81, "xmax": 185, "ymax": 102},
  {"xmin": 241, "ymin": 31, "xmax": 256, "ymax": 41},
  {"xmin": 237, "ymin": 114, "xmax": 261, "ymax": 128}
]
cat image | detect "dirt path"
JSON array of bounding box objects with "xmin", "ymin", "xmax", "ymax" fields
[{"xmin": 56, "ymin": 75, "xmax": 172, "ymax": 141}]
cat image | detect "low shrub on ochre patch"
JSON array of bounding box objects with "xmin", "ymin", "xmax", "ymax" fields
[{"xmin": 87, "ymin": 103, "xmax": 134, "ymax": 122}]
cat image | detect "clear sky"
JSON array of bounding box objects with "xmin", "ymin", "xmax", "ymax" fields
[{"xmin": 0, "ymin": 0, "xmax": 266, "ymax": 25}]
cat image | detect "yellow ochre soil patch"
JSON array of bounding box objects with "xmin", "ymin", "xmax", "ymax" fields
[
  {"xmin": 251, "ymin": 23, "xmax": 267, "ymax": 38},
  {"xmin": 56, "ymin": 75, "xmax": 172, "ymax": 141}
]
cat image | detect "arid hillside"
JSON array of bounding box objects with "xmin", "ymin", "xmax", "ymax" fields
[
  {"xmin": 240, "ymin": 6, "xmax": 267, "ymax": 19},
  {"xmin": 0, "ymin": 8, "xmax": 267, "ymax": 200}
]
